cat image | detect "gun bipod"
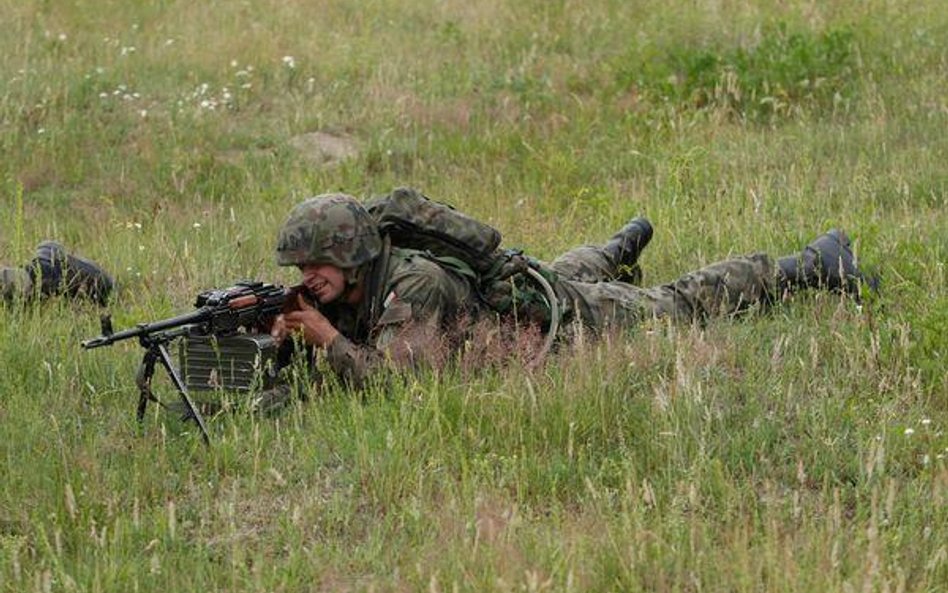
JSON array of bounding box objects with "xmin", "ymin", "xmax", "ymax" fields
[{"xmin": 134, "ymin": 332, "xmax": 211, "ymax": 446}]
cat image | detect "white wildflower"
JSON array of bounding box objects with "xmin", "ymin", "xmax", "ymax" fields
[
  {"xmin": 282, "ymin": 55, "xmax": 296, "ymax": 69},
  {"xmin": 921, "ymin": 418, "xmax": 932, "ymax": 426},
  {"xmin": 165, "ymin": 38, "xmax": 175, "ymax": 46},
  {"xmin": 120, "ymin": 46, "xmax": 136, "ymax": 56},
  {"xmin": 193, "ymin": 222, "xmax": 201, "ymax": 229},
  {"xmin": 58, "ymin": 33, "xmax": 67, "ymax": 42},
  {"xmin": 230, "ymin": 60, "xmax": 238, "ymax": 68},
  {"xmin": 904, "ymin": 428, "xmax": 915, "ymax": 436},
  {"xmin": 139, "ymin": 110, "xmax": 148, "ymax": 118}
]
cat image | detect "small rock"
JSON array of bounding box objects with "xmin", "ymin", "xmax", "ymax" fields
[{"xmin": 288, "ymin": 130, "xmax": 359, "ymax": 167}]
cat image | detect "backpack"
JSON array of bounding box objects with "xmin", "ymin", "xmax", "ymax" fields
[
  {"xmin": 365, "ymin": 187, "xmax": 502, "ymax": 275},
  {"xmin": 364, "ymin": 187, "xmax": 560, "ymax": 338}
]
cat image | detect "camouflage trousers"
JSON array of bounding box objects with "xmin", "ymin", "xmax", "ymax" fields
[{"xmin": 546, "ymin": 245, "xmax": 776, "ymax": 333}]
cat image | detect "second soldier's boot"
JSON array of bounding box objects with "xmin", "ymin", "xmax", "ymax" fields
[
  {"xmin": 776, "ymin": 229, "xmax": 879, "ymax": 300},
  {"xmin": 604, "ymin": 216, "xmax": 653, "ymax": 284},
  {"xmin": 27, "ymin": 241, "xmax": 114, "ymax": 305}
]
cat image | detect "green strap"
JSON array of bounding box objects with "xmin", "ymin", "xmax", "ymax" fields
[{"xmin": 423, "ymin": 253, "xmax": 480, "ymax": 282}]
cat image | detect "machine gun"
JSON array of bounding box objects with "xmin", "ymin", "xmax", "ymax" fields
[{"xmin": 82, "ymin": 280, "xmax": 304, "ymax": 444}]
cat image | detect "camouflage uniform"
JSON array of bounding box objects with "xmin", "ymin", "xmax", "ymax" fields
[
  {"xmin": 336, "ymin": 252, "xmax": 775, "ymax": 383},
  {"xmin": 550, "ymin": 248, "xmax": 775, "ymax": 330},
  {"xmin": 276, "ymin": 191, "xmax": 868, "ymax": 388},
  {"xmin": 321, "ymin": 245, "xmax": 480, "ymax": 384}
]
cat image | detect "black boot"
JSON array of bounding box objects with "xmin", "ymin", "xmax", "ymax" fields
[
  {"xmin": 27, "ymin": 241, "xmax": 114, "ymax": 305},
  {"xmin": 604, "ymin": 217, "xmax": 653, "ymax": 284},
  {"xmin": 777, "ymin": 229, "xmax": 879, "ymax": 299}
]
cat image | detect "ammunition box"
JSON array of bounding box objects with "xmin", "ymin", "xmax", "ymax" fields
[{"xmin": 179, "ymin": 332, "xmax": 279, "ymax": 392}]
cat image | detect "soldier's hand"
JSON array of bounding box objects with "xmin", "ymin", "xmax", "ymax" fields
[{"xmin": 272, "ymin": 293, "xmax": 339, "ymax": 348}]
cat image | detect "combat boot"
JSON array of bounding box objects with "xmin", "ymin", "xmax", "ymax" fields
[
  {"xmin": 27, "ymin": 241, "xmax": 114, "ymax": 305},
  {"xmin": 776, "ymin": 229, "xmax": 879, "ymax": 299},
  {"xmin": 604, "ymin": 217, "xmax": 653, "ymax": 284}
]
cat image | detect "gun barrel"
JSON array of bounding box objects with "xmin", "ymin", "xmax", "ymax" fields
[
  {"xmin": 81, "ymin": 307, "xmax": 212, "ymax": 349},
  {"xmin": 80, "ymin": 335, "xmax": 116, "ymax": 349}
]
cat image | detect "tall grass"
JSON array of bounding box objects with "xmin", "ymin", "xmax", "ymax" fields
[{"xmin": 1, "ymin": 1, "xmax": 946, "ymax": 591}]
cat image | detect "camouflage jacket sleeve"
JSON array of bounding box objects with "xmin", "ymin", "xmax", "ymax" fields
[{"xmin": 325, "ymin": 253, "xmax": 475, "ymax": 387}]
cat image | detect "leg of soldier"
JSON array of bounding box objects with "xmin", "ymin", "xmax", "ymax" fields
[
  {"xmin": 554, "ymin": 253, "xmax": 777, "ymax": 333},
  {"xmin": 548, "ymin": 246, "xmax": 621, "ymax": 283},
  {"xmin": 548, "ymin": 217, "xmax": 653, "ymax": 284},
  {"xmin": 638, "ymin": 253, "xmax": 776, "ymax": 322},
  {"xmin": 553, "ymin": 277, "xmax": 652, "ymax": 333},
  {"xmin": 1, "ymin": 266, "xmax": 34, "ymax": 301}
]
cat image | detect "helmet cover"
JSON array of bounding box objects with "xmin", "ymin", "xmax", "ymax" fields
[{"xmin": 275, "ymin": 194, "xmax": 382, "ymax": 268}]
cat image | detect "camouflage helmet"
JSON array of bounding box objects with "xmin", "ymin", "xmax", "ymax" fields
[{"xmin": 275, "ymin": 193, "xmax": 382, "ymax": 268}]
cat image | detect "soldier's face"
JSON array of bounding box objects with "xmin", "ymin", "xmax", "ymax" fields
[{"xmin": 299, "ymin": 263, "xmax": 346, "ymax": 304}]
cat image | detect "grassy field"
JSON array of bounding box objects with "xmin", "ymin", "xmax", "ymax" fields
[{"xmin": 2, "ymin": 0, "xmax": 946, "ymax": 591}]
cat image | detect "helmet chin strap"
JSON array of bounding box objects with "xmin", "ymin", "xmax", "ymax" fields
[
  {"xmin": 343, "ymin": 265, "xmax": 365, "ymax": 286},
  {"xmin": 340, "ymin": 264, "xmax": 369, "ymax": 304}
]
